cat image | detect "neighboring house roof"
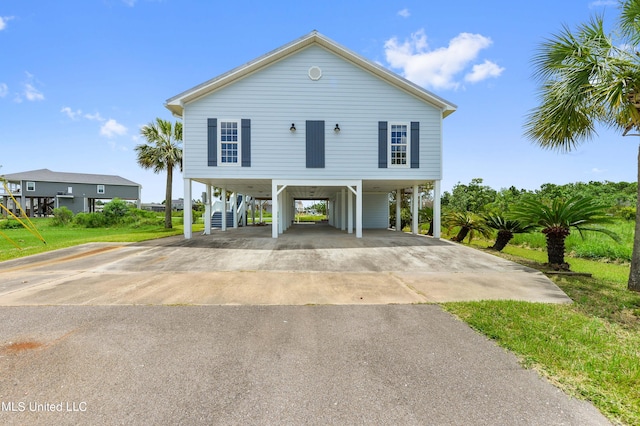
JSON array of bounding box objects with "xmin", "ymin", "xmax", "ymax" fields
[
  {"xmin": 165, "ymin": 30, "xmax": 457, "ymax": 118},
  {"xmin": 2, "ymin": 169, "xmax": 140, "ymax": 187}
]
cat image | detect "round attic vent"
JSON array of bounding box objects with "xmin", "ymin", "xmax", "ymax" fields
[{"xmin": 308, "ymin": 66, "xmax": 322, "ymax": 81}]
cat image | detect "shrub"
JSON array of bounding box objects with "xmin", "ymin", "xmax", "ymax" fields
[
  {"xmin": 74, "ymin": 212, "xmax": 106, "ymax": 228},
  {"xmin": 617, "ymin": 206, "xmax": 636, "ymax": 221},
  {"xmin": 51, "ymin": 206, "xmax": 74, "ymax": 226},
  {"xmin": 103, "ymin": 198, "xmax": 130, "ymax": 225},
  {"xmin": 126, "ymin": 208, "xmax": 163, "ymax": 227},
  {"xmin": 0, "ymin": 219, "xmax": 23, "ymax": 229}
]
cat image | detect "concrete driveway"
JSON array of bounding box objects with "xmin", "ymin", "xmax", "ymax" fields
[
  {"xmin": 0, "ymin": 223, "xmax": 570, "ymax": 305},
  {"xmin": 0, "ymin": 225, "xmax": 611, "ymax": 425}
]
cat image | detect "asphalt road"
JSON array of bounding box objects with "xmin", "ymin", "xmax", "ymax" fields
[{"xmin": 0, "ymin": 305, "xmax": 610, "ymax": 425}]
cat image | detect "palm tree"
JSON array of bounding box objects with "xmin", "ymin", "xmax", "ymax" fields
[
  {"xmin": 512, "ymin": 196, "xmax": 619, "ymax": 269},
  {"xmin": 444, "ymin": 211, "xmax": 492, "ymax": 244},
  {"xmin": 135, "ymin": 118, "xmax": 183, "ymax": 229},
  {"xmin": 484, "ymin": 214, "xmax": 534, "ymax": 251},
  {"xmin": 525, "ymin": 1, "xmax": 640, "ymax": 290}
]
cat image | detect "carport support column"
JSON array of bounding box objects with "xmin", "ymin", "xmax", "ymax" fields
[
  {"xmin": 396, "ymin": 189, "xmax": 402, "ymax": 232},
  {"xmin": 347, "ymin": 187, "xmax": 353, "ymax": 234},
  {"xmin": 204, "ymin": 184, "xmax": 212, "ymax": 235},
  {"xmin": 356, "ymin": 181, "xmax": 362, "ymax": 238},
  {"xmin": 412, "ymin": 184, "xmax": 419, "ymax": 235},
  {"xmin": 183, "ymin": 179, "xmax": 192, "ymax": 239},
  {"xmin": 340, "ymin": 189, "xmax": 346, "ymax": 231},
  {"xmin": 232, "ymin": 193, "xmax": 238, "ymax": 229},
  {"xmin": 271, "ymin": 181, "xmax": 279, "ymax": 238},
  {"xmin": 433, "ymin": 180, "xmax": 441, "ymax": 239},
  {"xmin": 221, "ymin": 188, "xmax": 227, "ymax": 231}
]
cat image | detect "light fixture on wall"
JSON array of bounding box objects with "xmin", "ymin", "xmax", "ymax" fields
[
  {"xmin": 290, "ymin": 123, "xmax": 296, "ymax": 132},
  {"xmin": 334, "ymin": 123, "xmax": 340, "ymax": 133}
]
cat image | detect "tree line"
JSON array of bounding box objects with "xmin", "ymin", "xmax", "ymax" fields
[{"xmin": 442, "ymin": 178, "xmax": 637, "ymax": 219}]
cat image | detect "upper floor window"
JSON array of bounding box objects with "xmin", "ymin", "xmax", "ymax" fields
[
  {"xmin": 219, "ymin": 120, "xmax": 241, "ymax": 165},
  {"xmin": 26, "ymin": 181, "xmax": 36, "ymax": 191},
  {"xmin": 389, "ymin": 123, "xmax": 409, "ymax": 167},
  {"xmin": 97, "ymin": 184, "xmax": 105, "ymax": 194}
]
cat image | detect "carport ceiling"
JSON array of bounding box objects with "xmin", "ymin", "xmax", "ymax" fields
[{"xmin": 193, "ymin": 178, "xmax": 432, "ymax": 199}]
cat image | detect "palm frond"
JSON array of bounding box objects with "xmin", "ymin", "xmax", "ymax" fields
[{"xmin": 511, "ymin": 195, "xmax": 618, "ymax": 241}]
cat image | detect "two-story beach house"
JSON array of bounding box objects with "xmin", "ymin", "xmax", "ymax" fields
[{"xmin": 165, "ymin": 31, "xmax": 456, "ymax": 239}]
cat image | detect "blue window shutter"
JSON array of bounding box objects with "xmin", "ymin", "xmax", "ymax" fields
[
  {"xmin": 378, "ymin": 121, "xmax": 387, "ymax": 168},
  {"xmin": 241, "ymin": 119, "xmax": 251, "ymax": 167},
  {"xmin": 411, "ymin": 121, "xmax": 419, "ymax": 168},
  {"xmin": 207, "ymin": 118, "xmax": 217, "ymax": 167},
  {"xmin": 306, "ymin": 120, "xmax": 325, "ymax": 168}
]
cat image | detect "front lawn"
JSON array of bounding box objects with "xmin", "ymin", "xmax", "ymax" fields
[
  {"xmin": 444, "ymin": 243, "xmax": 640, "ymax": 425},
  {"xmin": 0, "ymin": 218, "xmax": 195, "ymax": 262}
]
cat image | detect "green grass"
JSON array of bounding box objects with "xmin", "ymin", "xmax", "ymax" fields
[
  {"xmin": 295, "ymin": 214, "xmax": 327, "ymax": 222},
  {"xmin": 443, "ymin": 243, "xmax": 640, "ymax": 425},
  {"xmin": 0, "ymin": 218, "xmax": 195, "ymax": 262}
]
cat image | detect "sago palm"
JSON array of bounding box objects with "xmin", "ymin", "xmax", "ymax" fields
[
  {"xmin": 484, "ymin": 214, "xmax": 534, "ymax": 251},
  {"xmin": 525, "ymin": 0, "xmax": 640, "ymax": 289},
  {"xmin": 444, "ymin": 211, "xmax": 491, "ymax": 244},
  {"xmin": 135, "ymin": 118, "xmax": 183, "ymax": 229},
  {"xmin": 512, "ymin": 196, "xmax": 619, "ymax": 269}
]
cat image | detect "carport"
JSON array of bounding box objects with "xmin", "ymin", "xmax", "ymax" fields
[{"xmin": 183, "ymin": 178, "xmax": 442, "ymax": 240}]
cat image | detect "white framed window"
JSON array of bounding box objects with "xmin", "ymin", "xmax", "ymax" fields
[
  {"xmin": 26, "ymin": 181, "xmax": 35, "ymax": 191},
  {"xmin": 97, "ymin": 184, "xmax": 105, "ymax": 194},
  {"xmin": 218, "ymin": 120, "xmax": 241, "ymax": 166},
  {"xmin": 388, "ymin": 122, "xmax": 410, "ymax": 167}
]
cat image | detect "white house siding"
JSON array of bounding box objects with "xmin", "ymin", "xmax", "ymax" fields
[
  {"xmin": 182, "ymin": 45, "xmax": 442, "ymax": 181},
  {"xmin": 362, "ymin": 193, "xmax": 388, "ymax": 228}
]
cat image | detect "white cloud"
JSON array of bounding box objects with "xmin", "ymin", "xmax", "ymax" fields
[
  {"xmin": 0, "ymin": 83, "xmax": 7, "ymax": 97},
  {"xmin": 397, "ymin": 8, "xmax": 410, "ymax": 18},
  {"xmin": 122, "ymin": 0, "xmax": 137, "ymax": 6},
  {"xmin": 589, "ymin": 0, "xmax": 616, "ymax": 8},
  {"xmin": 384, "ymin": 29, "xmax": 502, "ymax": 90},
  {"xmin": 592, "ymin": 167, "xmax": 606, "ymax": 173},
  {"xmin": 24, "ymin": 83, "xmax": 44, "ymax": 101},
  {"xmin": 100, "ymin": 119, "xmax": 127, "ymax": 138},
  {"xmin": 0, "ymin": 16, "xmax": 14, "ymax": 31},
  {"xmin": 465, "ymin": 60, "xmax": 504, "ymax": 83},
  {"xmin": 61, "ymin": 106, "xmax": 82, "ymax": 120},
  {"xmin": 84, "ymin": 112, "xmax": 105, "ymax": 121},
  {"xmin": 18, "ymin": 72, "xmax": 44, "ymax": 102}
]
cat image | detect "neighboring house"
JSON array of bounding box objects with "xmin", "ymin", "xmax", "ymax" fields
[
  {"xmin": 1, "ymin": 169, "xmax": 141, "ymax": 216},
  {"xmin": 171, "ymin": 198, "xmax": 185, "ymax": 211},
  {"xmin": 165, "ymin": 31, "xmax": 456, "ymax": 239}
]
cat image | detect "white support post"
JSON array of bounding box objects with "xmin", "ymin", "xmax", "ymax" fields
[
  {"xmin": 204, "ymin": 184, "xmax": 212, "ymax": 235},
  {"xmin": 232, "ymin": 193, "xmax": 238, "ymax": 229},
  {"xmin": 356, "ymin": 181, "xmax": 362, "ymax": 238},
  {"xmin": 260, "ymin": 200, "xmax": 264, "ymax": 223},
  {"xmin": 347, "ymin": 187, "xmax": 353, "ymax": 234},
  {"xmin": 278, "ymin": 190, "xmax": 284, "ymax": 234},
  {"xmin": 221, "ymin": 188, "xmax": 227, "ymax": 231},
  {"xmin": 251, "ymin": 198, "xmax": 256, "ymax": 225},
  {"xmin": 183, "ymin": 178, "xmax": 192, "ymax": 239},
  {"xmin": 340, "ymin": 188, "xmax": 346, "ymax": 231},
  {"xmin": 433, "ymin": 180, "xmax": 441, "ymax": 239},
  {"xmin": 272, "ymin": 181, "xmax": 279, "ymax": 238},
  {"xmin": 396, "ymin": 188, "xmax": 402, "ymax": 232},
  {"xmin": 412, "ymin": 184, "xmax": 419, "ymax": 235}
]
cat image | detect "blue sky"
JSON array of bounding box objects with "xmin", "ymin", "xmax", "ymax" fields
[{"xmin": 0, "ymin": 0, "xmax": 635, "ymax": 202}]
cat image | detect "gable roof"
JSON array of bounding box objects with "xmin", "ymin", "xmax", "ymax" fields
[
  {"xmin": 2, "ymin": 169, "xmax": 140, "ymax": 187},
  {"xmin": 165, "ymin": 31, "xmax": 457, "ymax": 118}
]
